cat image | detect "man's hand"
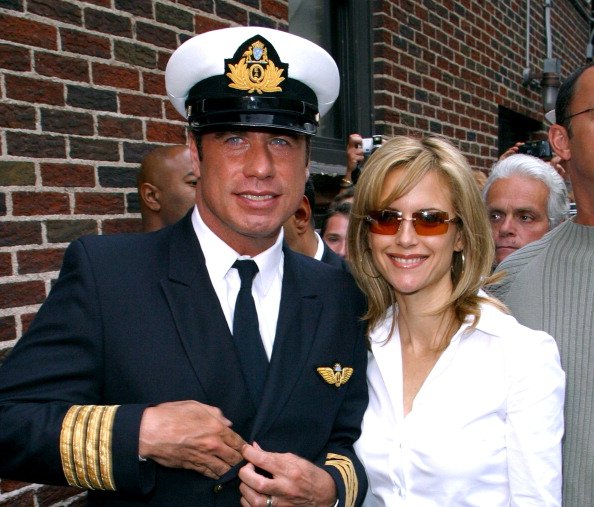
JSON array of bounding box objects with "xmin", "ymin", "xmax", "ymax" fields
[
  {"xmin": 238, "ymin": 443, "xmax": 337, "ymax": 507},
  {"xmin": 139, "ymin": 400, "xmax": 246, "ymax": 479},
  {"xmin": 499, "ymin": 141, "xmax": 526, "ymax": 161},
  {"xmin": 345, "ymin": 134, "xmax": 364, "ymax": 179}
]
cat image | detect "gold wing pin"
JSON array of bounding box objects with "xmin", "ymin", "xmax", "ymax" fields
[{"xmin": 317, "ymin": 363, "xmax": 354, "ymax": 387}]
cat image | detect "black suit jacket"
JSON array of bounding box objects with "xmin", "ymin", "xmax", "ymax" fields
[
  {"xmin": 0, "ymin": 213, "xmax": 368, "ymax": 506},
  {"xmin": 320, "ymin": 241, "xmax": 350, "ymax": 271}
]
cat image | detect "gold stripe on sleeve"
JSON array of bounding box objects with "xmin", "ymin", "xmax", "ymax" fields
[
  {"xmin": 72, "ymin": 405, "xmax": 95, "ymax": 489},
  {"xmin": 325, "ymin": 453, "xmax": 357, "ymax": 507},
  {"xmin": 98, "ymin": 404, "xmax": 119, "ymax": 491},
  {"xmin": 60, "ymin": 405, "xmax": 83, "ymax": 488},
  {"xmin": 85, "ymin": 405, "xmax": 107, "ymax": 490}
]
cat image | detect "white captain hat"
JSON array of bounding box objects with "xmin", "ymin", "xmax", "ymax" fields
[{"xmin": 165, "ymin": 26, "xmax": 340, "ymax": 136}]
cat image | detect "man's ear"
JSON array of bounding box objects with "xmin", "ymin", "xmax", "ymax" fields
[
  {"xmin": 188, "ymin": 135, "xmax": 201, "ymax": 178},
  {"xmin": 293, "ymin": 196, "xmax": 311, "ymax": 233},
  {"xmin": 549, "ymin": 124, "xmax": 571, "ymax": 162},
  {"xmin": 140, "ymin": 183, "xmax": 161, "ymax": 211}
]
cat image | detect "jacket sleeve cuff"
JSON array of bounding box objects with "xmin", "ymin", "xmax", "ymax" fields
[{"xmin": 320, "ymin": 453, "xmax": 360, "ymax": 507}]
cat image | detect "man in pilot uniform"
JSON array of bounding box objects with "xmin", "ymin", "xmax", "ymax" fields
[{"xmin": 0, "ymin": 27, "xmax": 368, "ymax": 506}]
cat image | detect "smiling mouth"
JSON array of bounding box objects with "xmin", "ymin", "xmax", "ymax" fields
[
  {"xmin": 389, "ymin": 255, "xmax": 426, "ymax": 266},
  {"xmin": 241, "ymin": 194, "xmax": 275, "ymax": 201}
]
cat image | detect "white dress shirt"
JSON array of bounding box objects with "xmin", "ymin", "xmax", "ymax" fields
[
  {"xmin": 191, "ymin": 207, "xmax": 283, "ymax": 359},
  {"xmin": 354, "ymin": 300, "xmax": 565, "ymax": 506},
  {"xmin": 313, "ymin": 231, "xmax": 325, "ymax": 261}
]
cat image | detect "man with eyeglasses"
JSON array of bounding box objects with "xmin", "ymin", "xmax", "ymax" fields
[{"xmin": 492, "ymin": 63, "xmax": 594, "ymax": 507}]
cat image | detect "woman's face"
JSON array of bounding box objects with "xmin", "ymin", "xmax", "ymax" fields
[{"xmin": 368, "ymin": 169, "xmax": 463, "ymax": 304}]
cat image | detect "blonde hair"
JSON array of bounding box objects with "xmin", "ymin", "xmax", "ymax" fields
[{"xmin": 348, "ymin": 135, "xmax": 504, "ymax": 346}]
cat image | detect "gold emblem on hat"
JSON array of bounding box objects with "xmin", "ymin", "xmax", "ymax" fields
[
  {"xmin": 227, "ymin": 40, "xmax": 285, "ymax": 94},
  {"xmin": 317, "ymin": 363, "xmax": 354, "ymax": 387}
]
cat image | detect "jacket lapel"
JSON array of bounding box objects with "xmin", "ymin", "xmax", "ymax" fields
[
  {"xmin": 250, "ymin": 248, "xmax": 323, "ymax": 439},
  {"xmin": 160, "ymin": 213, "xmax": 256, "ymax": 432}
]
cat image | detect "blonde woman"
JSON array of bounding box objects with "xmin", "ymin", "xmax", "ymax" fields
[{"xmin": 349, "ymin": 135, "xmax": 564, "ymax": 506}]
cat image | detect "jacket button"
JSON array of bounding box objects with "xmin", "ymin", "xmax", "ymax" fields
[{"xmin": 213, "ymin": 484, "xmax": 223, "ymax": 493}]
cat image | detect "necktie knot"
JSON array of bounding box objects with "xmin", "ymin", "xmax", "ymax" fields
[{"xmin": 233, "ymin": 259, "xmax": 259, "ymax": 288}]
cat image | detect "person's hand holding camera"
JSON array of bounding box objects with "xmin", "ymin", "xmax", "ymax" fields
[{"xmin": 343, "ymin": 133, "xmax": 364, "ymax": 187}]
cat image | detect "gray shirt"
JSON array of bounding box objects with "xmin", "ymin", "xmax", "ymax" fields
[{"xmin": 491, "ymin": 220, "xmax": 594, "ymax": 507}]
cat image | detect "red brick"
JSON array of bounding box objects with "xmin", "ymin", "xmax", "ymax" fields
[
  {"xmin": 194, "ymin": 15, "xmax": 229, "ymax": 33},
  {"xmin": 216, "ymin": 1, "xmax": 248, "ymax": 25},
  {"xmin": 156, "ymin": 51, "xmax": 170, "ymax": 72},
  {"xmin": 0, "ymin": 316, "xmax": 16, "ymax": 342},
  {"xmin": 119, "ymin": 93, "xmax": 163, "ymax": 117},
  {"xmin": 36, "ymin": 485, "xmax": 82, "ymax": 505},
  {"xmin": 0, "ymin": 13, "xmax": 57, "ymax": 50},
  {"xmin": 262, "ymin": 0, "xmax": 288, "ymax": 20},
  {"xmin": 5, "ymin": 75, "xmax": 64, "ymax": 106},
  {"xmin": 0, "ymin": 252, "xmax": 12, "ymax": 276},
  {"xmin": 17, "ymin": 248, "xmax": 65, "ymax": 274},
  {"xmin": 164, "ymin": 101, "xmax": 185, "ymax": 121},
  {"xmin": 0, "ymin": 479, "xmax": 33, "ymax": 494},
  {"xmin": 0, "ymin": 103, "xmax": 36, "ymax": 130},
  {"xmin": 21, "ymin": 313, "xmax": 38, "ymax": 334},
  {"xmin": 12, "ymin": 192, "xmax": 70, "ymax": 216},
  {"xmin": 83, "ymin": 0, "xmax": 110, "ymax": 5},
  {"xmin": 136, "ymin": 21, "xmax": 178, "ymax": 49},
  {"xmin": 146, "ymin": 121, "xmax": 186, "ymax": 144},
  {"xmin": 142, "ymin": 71, "xmax": 165, "ymax": 96},
  {"xmin": 93, "ymin": 63, "xmax": 140, "ymax": 91},
  {"xmin": 28, "ymin": 0, "xmax": 82, "ymax": 25},
  {"xmin": 74, "ymin": 193, "xmax": 125, "ymax": 215},
  {"xmin": 61, "ymin": 28, "xmax": 111, "ymax": 58},
  {"xmin": 0, "ymin": 281, "xmax": 46, "ymax": 309},
  {"xmin": 0, "ymin": 43, "xmax": 31, "ymax": 71},
  {"xmin": 6, "ymin": 132, "xmax": 67, "ymax": 159},
  {"xmin": 103, "ymin": 218, "xmax": 143, "ymax": 234},
  {"xmin": 0, "ymin": 222, "xmax": 42, "ymax": 247},
  {"xmin": 35, "ymin": 51, "xmax": 90, "ymax": 82},
  {"xmin": 41, "ymin": 163, "xmax": 95, "ymax": 187},
  {"xmin": 97, "ymin": 116, "xmax": 143, "ymax": 140}
]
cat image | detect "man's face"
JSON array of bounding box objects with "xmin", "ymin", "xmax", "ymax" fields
[
  {"xmin": 486, "ymin": 175, "xmax": 550, "ymax": 265},
  {"xmin": 557, "ymin": 67, "xmax": 594, "ymax": 203},
  {"xmin": 192, "ymin": 129, "xmax": 309, "ymax": 256},
  {"xmin": 159, "ymin": 148, "xmax": 197, "ymax": 226},
  {"xmin": 322, "ymin": 213, "xmax": 349, "ymax": 259}
]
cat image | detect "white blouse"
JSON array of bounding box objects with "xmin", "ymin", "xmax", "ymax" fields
[{"xmin": 354, "ymin": 301, "xmax": 565, "ymax": 506}]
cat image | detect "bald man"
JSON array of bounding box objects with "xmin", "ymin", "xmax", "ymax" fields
[
  {"xmin": 137, "ymin": 144, "xmax": 197, "ymax": 232},
  {"xmin": 283, "ymin": 177, "xmax": 348, "ymax": 270}
]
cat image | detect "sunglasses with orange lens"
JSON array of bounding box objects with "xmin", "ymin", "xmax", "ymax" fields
[{"xmin": 366, "ymin": 210, "xmax": 460, "ymax": 236}]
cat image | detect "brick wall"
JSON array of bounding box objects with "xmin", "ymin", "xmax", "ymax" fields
[
  {"xmin": 372, "ymin": 0, "xmax": 589, "ymax": 170},
  {"xmin": 0, "ymin": 0, "xmax": 589, "ymax": 504}
]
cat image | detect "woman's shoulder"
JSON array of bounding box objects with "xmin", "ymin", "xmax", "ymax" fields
[{"xmin": 475, "ymin": 301, "xmax": 560, "ymax": 358}]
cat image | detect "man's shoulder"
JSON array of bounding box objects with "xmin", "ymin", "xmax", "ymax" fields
[
  {"xmin": 68, "ymin": 221, "xmax": 188, "ymax": 275},
  {"xmin": 286, "ymin": 248, "xmax": 360, "ymax": 294},
  {"xmin": 490, "ymin": 222, "xmax": 567, "ymax": 299}
]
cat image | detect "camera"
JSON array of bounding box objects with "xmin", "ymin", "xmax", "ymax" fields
[
  {"xmin": 351, "ymin": 135, "xmax": 384, "ymax": 185},
  {"xmin": 518, "ymin": 140, "xmax": 553, "ymax": 160},
  {"xmin": 362, "ymin": 135, "xmax": 383, "ymax": 155}
]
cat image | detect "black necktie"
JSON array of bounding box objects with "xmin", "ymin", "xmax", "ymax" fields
[{"xmin": 232, "ymin": 259, "xmax": 268, "ymax": 406}]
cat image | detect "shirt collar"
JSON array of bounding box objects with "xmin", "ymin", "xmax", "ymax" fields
[
  {"xmin": 191, "ymin": 206, "xmax": 283, "ymax": 295},
  {"xmin": 457, "ymin": 292, "xmax": 507, "ymax": 339},
  {"xmin": 313, "ymin": 231, "xmax": 324, "ymax": 261},
  {"xmin": 370, "ymin": 291, "xmax": 504, "ymax": 348}
]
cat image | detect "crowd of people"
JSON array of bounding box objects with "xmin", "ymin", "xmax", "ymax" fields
[{"xmin": 0, "ymin": 24, "xmax": 592, "ymax": 507}]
